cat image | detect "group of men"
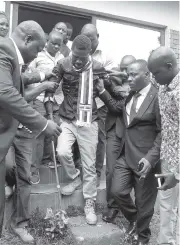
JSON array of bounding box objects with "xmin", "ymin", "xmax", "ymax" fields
[{"xmin": 0, "ymin": 11, "xmax": 179, "ymax": 245}]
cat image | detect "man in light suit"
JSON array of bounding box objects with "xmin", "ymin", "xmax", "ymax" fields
[
  {"xmin": 97, "ymin": 60, "xmax": 161, "ymax": 245},
  {"xmin": 0, "ymin": 20, "xmax": 61, "ymax": 239}
]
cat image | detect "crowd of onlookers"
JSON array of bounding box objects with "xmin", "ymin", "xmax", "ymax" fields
[{"xmin": 0, "ymin": 10, "xmax": 179, "ymax": 245}]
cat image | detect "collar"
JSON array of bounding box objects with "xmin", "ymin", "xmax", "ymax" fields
[
  {"xmin": 138, "ymin": 83, "xmax": 151, "ymax": 96},
  {"xmin": 92, "ymin": 43, "xmax": 101, "ymax": 55},
  {"xmin": 167, "ymin": 72, "xmax": 179, "ymax": 91},
  {"xmin": 10, "ymin": 37, "xmax": 24, "ymax": 66},
  {"xmin": 43, "ymin": 48, "xmax": 56, "ymax": 61}
]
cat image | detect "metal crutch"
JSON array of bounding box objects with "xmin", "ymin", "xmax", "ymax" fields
[{"xmin": 51, "ymin": 140, "xmax": 62, "ymax": 210}]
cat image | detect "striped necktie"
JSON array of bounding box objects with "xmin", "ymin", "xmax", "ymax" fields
[{"xmin": 129, "ymin": 92, "xmax": 141, "ymax": 122}]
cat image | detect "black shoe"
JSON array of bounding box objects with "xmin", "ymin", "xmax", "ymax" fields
[
  {"xmin": 102, "ymin": 209, "xmax": 119, "ymax": 223},
  {"xmin": 126, "ymin": 221, "xmax": 137, "ymax": 236}
]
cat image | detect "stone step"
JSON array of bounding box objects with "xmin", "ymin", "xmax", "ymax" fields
[
  {"xmin": 69, "ymin": 215, "xmax": 124, "ymax": 245},
  {"xmin": 38, "ymin": 164, "xmax": 106, "ymax": 184},
  {"xmin": 30, "ymin": 180, "xmax": 106, "ymax": 213}
]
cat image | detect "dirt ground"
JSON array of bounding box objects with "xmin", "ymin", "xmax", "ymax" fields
[{"xmin": 0, "ymin": 211, "xmax": 160, "ymax": 245}]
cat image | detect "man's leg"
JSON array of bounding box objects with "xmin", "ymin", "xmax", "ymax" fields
[
  {"xmin": 30, "ymin": 134, "xmax": 45, "ymax": 184},
  {"xmin": 5, "ymin": 146, "xmax": 16, "ymax": 199},
  {"xmin": 158, "ymin": 185, "xmax": 179, "ymax": 245},
  {"xmin": 157, "ymin": 161, "xmax": 179, "ymax": 245},
  {"xmin": 95, "ymin": 105, "xmax": 107, "ymax": 178},
  {"xmin": 42, "ymin": 109, "xmax": 60, "ymax": 168},
  {"xmin": 56, "ymin": 121, "xmax": 81, "ymax": 195},
  {"xmin": 111, "ymin": 155, "xmax": 137, "ymax": 224},
  {"xmin": 77, "ymin": 121, "xmax": 98, "ymax": 225},
  {"xmin": 134, "ymin": 171, "xmax": 158, "ymax": 244},
  {"xmin": 0, "ymin": 159, "xmax": 6, "ymax": 237},
  {"xmin": 30, "ymin": 99, "xmax": 46, "ymax": 181},
  {"xmin": 106, "ymin": 125, "xmax": 122, "ymax": 208},
  {"xmin": 102, "ymin": 125, "xmax": 122, "ymax": 222},
  {"xmin": 10, "ymin": 128, "xmax": 34, "ymax": 243}
]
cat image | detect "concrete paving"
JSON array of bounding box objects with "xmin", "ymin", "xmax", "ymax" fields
[{"xmin": 69, "ymin": 215, "xmax": 124, "ymax": 245}]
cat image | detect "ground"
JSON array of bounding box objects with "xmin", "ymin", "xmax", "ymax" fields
[{"xmin": 0, "ymin": 205, "xmax": 160, "ymax": 245}]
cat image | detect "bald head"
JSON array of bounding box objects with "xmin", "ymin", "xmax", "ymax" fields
[
  {"xmin": 12, "ymin": 21, "xmax": 46, "ymax": 64},
  {"xmin": 119, "ymin": 55, "xmax": 136, "ymax": 82},
  {"xmin": 81, "ymin": 23, "xmax": 99, "ymax": 54},
  {"xmin": 81, "ymin": 24, "xmax": 98, "ymax": 36},
  {"xmin": 13, "ymin": 20, "xmax": 45, "ymax": 42},
  {"xmin": 120, "ymin": 55, "xmax": 136, "ymax": 68},
  {"xmin": 148, "ymin": 46, "xmax": 179, "ymax": 85},
  {"xmin": 53, "ymin": 22, "xmax": 67, "ymax": 41}
]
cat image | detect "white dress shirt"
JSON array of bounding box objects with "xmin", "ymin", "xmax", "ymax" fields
[
  {"xmin": 29, "ymin": 48, "xmax": 64, "ymax": 103},
  {"xmin": 10, "ymin": 37, "xmax": 24, "ymax": 72},
  {"xmin": 126, "ymin": 83, "xmax": 151, "ymax": 125},
  {"xmin": 92, "ymin": 44, "xmax": 116, "ymax": 109}
]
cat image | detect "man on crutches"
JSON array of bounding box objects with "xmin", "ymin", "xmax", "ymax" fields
[{"xmin": 44, "ymin": 35, "xmax": 109, "ymax": 225}]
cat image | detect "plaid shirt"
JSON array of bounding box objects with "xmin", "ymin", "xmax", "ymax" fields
[{"xmin": 158, "ymin": 72, "xmax": 180, "ymax": 174}]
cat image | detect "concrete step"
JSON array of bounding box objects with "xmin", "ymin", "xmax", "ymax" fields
[
  {"xmin": 69, "ymin": 215, "xmax": 124, "ymax": 245},
  {"xmin": 30, "ymin": 180, "xmax": 106, "ymax": 213},
  {"xmin": 38, "ymin": 164, "xmax": 106, "ymax": 184}
]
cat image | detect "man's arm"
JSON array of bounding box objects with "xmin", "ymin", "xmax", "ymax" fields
[
  {"xmin": 22, "ymin": 69, "xmax": 42, "ymax": 86},
  {"xmin": 0, "ymin": 54, "xmax": 47, "ymax": 134},
  {"xmin": 24, "ymin": 81, "xmax": 59, "ymax": 103},
  {"xmin": 144, "ymin": 95, "xmax": 161, "ymax": 167},
  {"xmin": 44, "ymin": 61, "xmax": 64, "ymax": 119},
  {"xmin": 96, "ymin": 78, "xmax": 125, "ymax": 115}
]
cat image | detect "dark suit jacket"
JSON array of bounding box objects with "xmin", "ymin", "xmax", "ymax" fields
[
  {"xmin": 0, "ymin": 38, "xmax": 47, "ymax": 163},
  {"xmin": 100, "ymin": 89, "xmax": 125, "ymax": 138},
  {"xmin": 100, "ymin": 84, "xmax": 161, "ymax": 172}
]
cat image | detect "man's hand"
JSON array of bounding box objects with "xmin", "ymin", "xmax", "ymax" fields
[
  {"xmin": 155, "ymin": 173, "xmax": 179, "ymax": 190},
  {"xmin": 138, "ymin": 158, "xmax": 152, "ymax": 178},
  {"xmin": 44, "ymin": 120, "xmax": 62, "ymax": 138},
  {"xmin": 43, "ymin": 81, "xmax": 59, "ymax": 92},
  {"xmin": 44, "ymin": 70, "xmax": 57, "ymax": 80},
  {"xmin": 107, "ymin": 70, "xmax": 128, "ymax": 80},
  {"xmin": 96, "ymin": 78, "xmax": 105, "ymax": 93}
]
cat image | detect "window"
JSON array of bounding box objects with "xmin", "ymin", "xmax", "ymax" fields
[{"xmin": 96, "ymin": 19, "xmax": 161, "ymax": 65}]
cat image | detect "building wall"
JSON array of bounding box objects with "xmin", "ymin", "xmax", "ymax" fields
[
  {"xmin": 54, "ymin": 1, "xmax": 179, "ymax": 63},
  {"xmin": 169, "ymin": 30, "xmax": 180, "ymax": 65},
  {"xmin": 53, "ymin": 1, "xmax": 179, "ymax": 30}
]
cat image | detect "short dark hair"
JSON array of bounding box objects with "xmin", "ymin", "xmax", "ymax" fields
[{"xmin": 72, "ymin": 34, "xmax": 91, "ymax": 56}]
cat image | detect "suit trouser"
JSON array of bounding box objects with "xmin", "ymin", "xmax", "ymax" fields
[
  {"xmin": 56, "ymin": 120, "xmax": 98, "ymax": 200},
  {"xmin": 0, "ymin": 159, "xmax": 5, "ymax": 236},
  {"xmin": 106, "ymin": 124, "xmax": 122, "ymax": 209},
  {"xmin": 9, "ymin": 128, "xmax": 34, "ymax": 228},
  {"xmin": 111, "ymin": 155, "xmax": 158, "ymax": 243},
  {"xmin": 96, "ymin": 105, "xmax": 107, "ymax": 177},
  {"xmin": 5, "ymin": 146, "xmax": 16, "ymax": 187},
  {"xmin": 42, "ymin": 108, "xmax": 60, "ymax": 166},
  {"xmin": 157, "ymin": 161, "xmax": 179, "ymax": 245}
]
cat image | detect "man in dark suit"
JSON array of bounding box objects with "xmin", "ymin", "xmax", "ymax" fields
[
  {"xmin": 102, "ymin": 55, "xmax": 136, "ymax": 223},
  {"xmin": 97, "ymin": 60, "xmax": 161, "ymax": 245},
  {"xmin": 0, "ymin": 20, "xmax": 61, "ymax": 239}
]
